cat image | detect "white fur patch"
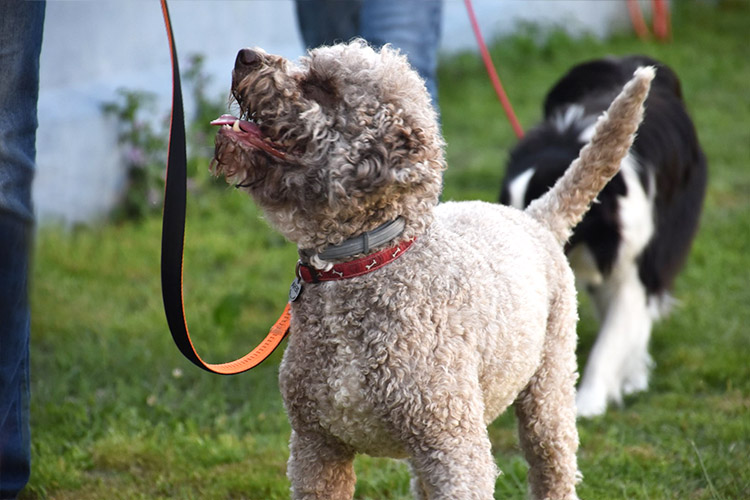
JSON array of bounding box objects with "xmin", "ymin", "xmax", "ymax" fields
[
  {"xmin": 553, "ymin": 104, "xmax": 585, "ymax": 133},
  {"xmin": 648, "ymin": 292, "xmax": 677, "ymax": 320},
  {"xmin": 577, "ymin": 260, "xmax": 654, "ymax": 417},
  {"xmin": 617, "ymin": 154, "xmax": 655, "ymax": 262},
  {"xmin": 507, "ymin": 168, "xmax": 535, "ymax": 210},
  {"xmin": 578, "ymin": 122, "xmax": 597, "ymax": 143}
]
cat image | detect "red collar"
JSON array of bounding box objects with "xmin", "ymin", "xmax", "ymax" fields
[{"xmin": 297, "ymin": 237, "xmax": 416, "ymax": 283}]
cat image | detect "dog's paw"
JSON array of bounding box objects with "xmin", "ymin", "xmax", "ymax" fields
[
  {"xmin": 621, "ymin": 371, "xmax": 649, "ymax": 396},
  {"xmin": 576, "ymin": 385, "xmax": 608, "ymax": 418},
  {"xmin": 621, "ymin": 353, "xmax": 653, "ymax": 396}
]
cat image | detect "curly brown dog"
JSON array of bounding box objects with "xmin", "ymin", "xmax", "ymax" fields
[{"xmin": 211, "ymin": 40, "xmax": 653, "ymax": 500}]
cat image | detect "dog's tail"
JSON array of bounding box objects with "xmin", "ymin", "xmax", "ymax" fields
[{"xmin": 526, "ymin": 66, "xmax": 655, "ymax": 245}]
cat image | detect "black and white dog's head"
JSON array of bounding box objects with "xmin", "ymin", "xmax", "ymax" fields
[{"xmin": 500, "ymin": 55, "xmax": 708, "ymax": 417}]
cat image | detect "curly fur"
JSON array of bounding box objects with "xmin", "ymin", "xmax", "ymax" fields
[{"xmin": 211, "ymin": 40, "xmax": 653, "ymax": 499}]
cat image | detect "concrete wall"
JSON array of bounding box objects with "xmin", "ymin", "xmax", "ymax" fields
[{"xmin": 35, "ymin": 0, "xmax": 637, "ymax": 224}]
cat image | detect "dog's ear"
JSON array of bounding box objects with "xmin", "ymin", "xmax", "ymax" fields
[
  {"xmin": 387, "ymin": 122, "xmax": 445, "ymax": 186},
  {"xmin": 327, "ymin": 115, "xmax": 444, "ymax": 207}
]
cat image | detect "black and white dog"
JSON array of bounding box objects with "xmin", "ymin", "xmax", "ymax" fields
[{"xmin": 500, "ymin": 56, "xmax": 707, "ymax": 417}]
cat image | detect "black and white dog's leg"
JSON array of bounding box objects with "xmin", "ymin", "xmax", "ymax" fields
[
  {"xmin": 576, "ymin": 264, "xmax": 654, "ymax": 417},
  {"xmin": 576, "ymin": 156, "xmax": 656, "ymax": 417}
]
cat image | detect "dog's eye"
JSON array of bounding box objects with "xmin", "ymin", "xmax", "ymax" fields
[{"xmin": 301, "ymin": 77, "xmax": 337, "ymax": 108}]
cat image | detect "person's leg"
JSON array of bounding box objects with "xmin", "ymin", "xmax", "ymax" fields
[
  {"xmin": 295, "ymin": 0, "xmax": 363, "ymax": 49},
  {"xmin": 0, "ymin": 219, "xmax": 32, "ymax": 500},
  {"xmin": 359, "ymin": 0, "xmax": 443, "ymax": 105},
  {"xmin": 0, "ymin": 1, "xmax": 45, "ymax": 497}
]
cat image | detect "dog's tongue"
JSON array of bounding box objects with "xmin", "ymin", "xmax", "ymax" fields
[{"xmin": 211, "ymin": 114, "xmax": 287, "ymax": 160}]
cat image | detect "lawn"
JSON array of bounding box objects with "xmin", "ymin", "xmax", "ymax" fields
[{"xmin": 23, "ymin": 2, "xmax": 749, "ymax": 499}]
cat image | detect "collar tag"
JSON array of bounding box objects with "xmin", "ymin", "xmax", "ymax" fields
[{"xmin": 289, "ymin": 277, "xmax": 303, "ymax": 302}]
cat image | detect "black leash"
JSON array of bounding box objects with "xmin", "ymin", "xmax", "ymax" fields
[{"xmin": 159, "ymin": 0, "xmax": 290, "ymax": 375}]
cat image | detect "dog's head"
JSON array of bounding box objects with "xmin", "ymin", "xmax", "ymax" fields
[{"xmin": 211, "ymin": 40, "xmax": 445, "ymax": 252}]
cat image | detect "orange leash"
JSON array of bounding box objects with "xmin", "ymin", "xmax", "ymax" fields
[
  {"xmin": 627, "ymin": 0, "xmax": 672, "ymax": 41},
  {"xmin": 159, "ymin": 0, "xmax": 290, "ymax": 375}
]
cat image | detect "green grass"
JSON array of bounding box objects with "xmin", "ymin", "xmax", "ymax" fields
[{"xmin": 24, "ymin": 2, "xmax": 749, "ymax": 498}]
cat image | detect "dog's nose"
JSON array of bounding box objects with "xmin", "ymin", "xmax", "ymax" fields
[{"xmin": 235, "ymin": 48, "xmax": 261, "ymax": 72}]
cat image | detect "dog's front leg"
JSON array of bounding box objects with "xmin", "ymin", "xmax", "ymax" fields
[
  {"xmin": 407, "ymin": 459, "xmax": 430, "ymax": 500},
  {"xmin": 287, "ymin": 430, "xmax": 356, "ymax": 500},
  {"xmin": 391, "ymin": 378, "xmax": 497, "ymax": 499},
  {"xmin": 407, "ymin": 426, "xmax": 497, "ymax": 499}
]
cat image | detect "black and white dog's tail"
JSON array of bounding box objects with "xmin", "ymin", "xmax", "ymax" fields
[{"xmin": 526, "ymin": 67, "xmax": 655, "ymax": 245}]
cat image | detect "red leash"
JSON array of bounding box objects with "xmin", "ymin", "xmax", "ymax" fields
[
  {"xmin": 463, "ymin": 0, "xmax": 524, "ymax": 139},
  {"xmin": 464, "ymin": 0, "xmax": 673, "ymax": 140},
  {"xmin": 160, "ymin": 0, "xmax": 290, "ymax": 375}
]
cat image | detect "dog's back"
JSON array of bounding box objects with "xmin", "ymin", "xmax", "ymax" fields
[{"xmin": 542, "ymin": 55, "xmax": 682, "ymax": 118}]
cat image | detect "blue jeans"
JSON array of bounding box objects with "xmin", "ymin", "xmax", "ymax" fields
[
  {"xmin": 0, "ymin": 1, "xmax": 45, "ymax": 498},
  {"xmin": 295, "ymin": 0, "xmax": 443, "ymax": 106}
]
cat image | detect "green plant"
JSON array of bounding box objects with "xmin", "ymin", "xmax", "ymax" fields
[
  {"xmin": 101, "ymin": 89, "xmax": 168, "ymax": 221},
  {"xmin": 101, "ymin": 53, "xmax": 227, "ymax": 222}
]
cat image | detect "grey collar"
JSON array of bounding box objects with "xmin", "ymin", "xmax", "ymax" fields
[{"xmin": 304, "ymin": 217, "xmax": 406, "ymax": 261}]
